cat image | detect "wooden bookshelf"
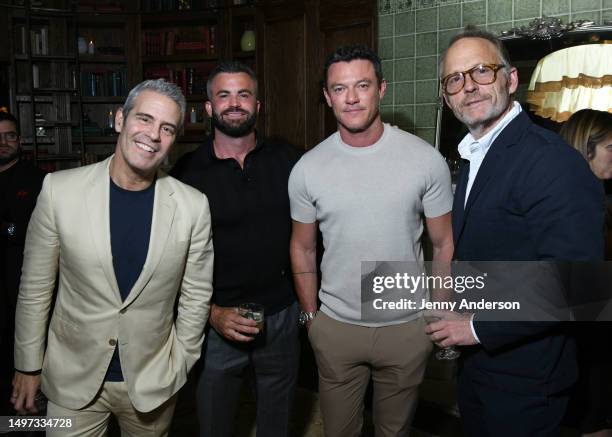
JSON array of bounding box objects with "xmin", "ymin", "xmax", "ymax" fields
[
  {"xmin": 8, "ymin": 0, "xmax": 377, "ymax": 165},
  {"xmin": 7, "ymin": 0, "xmax": 261, "ymax": 168}
]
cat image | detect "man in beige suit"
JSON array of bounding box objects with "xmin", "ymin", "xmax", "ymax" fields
[{"xmin": 10, "ymin": 79, "xmax": 214, "ymax": 436}]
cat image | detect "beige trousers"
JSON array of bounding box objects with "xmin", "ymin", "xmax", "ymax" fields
[
  {"xmin": 308, "ymin": 312, "xmax": 432, "ymax": 437},
  {"xmin": 46, "ymin": 381, "xmax": 177, "ymax": 437}
]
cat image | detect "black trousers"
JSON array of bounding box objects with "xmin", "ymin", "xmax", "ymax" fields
[
  {"xmin": 458, "ymin": 370, "xmax": 569, "ymax": 437},
  {"xmin": 0, "ymin": 296, "xmax": 16, "ymax": 417},
  {"xmin": 197, "ymin": 301, "xmax": 300, "ymax": 437}
]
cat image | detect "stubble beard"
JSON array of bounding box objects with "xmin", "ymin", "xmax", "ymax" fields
[
  {"xmin": 339, "ymin": 107, "xmax": 380, "ymax": 135},
  {"xmin": 455, "ymin": 83, "xmax": 513, "ymax": 137}
]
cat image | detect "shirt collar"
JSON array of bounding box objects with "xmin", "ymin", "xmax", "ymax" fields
[
  {"xmin": 205, "ymin": 131, "xmax": 264, "ymax": 161},
  {"xmin": 458, "ymin": 101, "xmax": 522, "ymax": 162}
]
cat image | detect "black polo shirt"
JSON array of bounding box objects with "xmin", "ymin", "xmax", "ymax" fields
[{"xmin": 170, "ymin": 136, "xmax": 300, "ymax": 315}]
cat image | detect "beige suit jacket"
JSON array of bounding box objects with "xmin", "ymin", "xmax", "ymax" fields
[{"xmin": 14, "ymin": 156, "xmax": 214, "ymax": 412}]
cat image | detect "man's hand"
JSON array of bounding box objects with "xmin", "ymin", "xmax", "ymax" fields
[
  {"xmin": 209, "ymin": 304, "xmax": 259, "ymax": 342},
  {"xmin": 11, "ymin": 372, "xmax": 41, "ymax": 415},
  {"xmin": 424, "ymin": 310, "xmax": 478, "ymax": 347}
]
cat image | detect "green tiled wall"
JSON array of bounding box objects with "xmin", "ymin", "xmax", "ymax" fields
[{"xmin": 378, "ymin": 0, "xmax": 611, "ymax": 145}]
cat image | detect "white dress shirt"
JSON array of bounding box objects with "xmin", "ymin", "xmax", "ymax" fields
[
  {"xmin": 456, "ymin": 101, "xmax": 522, "ymax": 342},
  {"xmin": 458, "ymin": 101, "xmax": 522, "ymax": 206}
]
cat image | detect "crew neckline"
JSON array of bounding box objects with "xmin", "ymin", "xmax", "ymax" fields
[{"xmin": 335, "ymin": 123, "xmax": 390, "ymax": 154}]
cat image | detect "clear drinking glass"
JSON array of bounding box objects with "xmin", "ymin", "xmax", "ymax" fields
[{"xmin": 238, "ymin": 303, "xmax": 264, "ymax": 333}]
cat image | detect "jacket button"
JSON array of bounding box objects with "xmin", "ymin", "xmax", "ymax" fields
[{"xmin": 109, "ymin": 339, "xmax": 117, "ymax": 346}]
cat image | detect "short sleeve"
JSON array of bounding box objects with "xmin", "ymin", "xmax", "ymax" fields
[
  {"xmin": 288, "ymin": 159, "xmax": 317, "ymax": 223},
  {"xmin": 423, "ymin": 152, "xmax": 453, "ymax": 218}
]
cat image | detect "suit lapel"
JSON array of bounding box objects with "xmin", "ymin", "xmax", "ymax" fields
[
  {"xmin": 122, "ymin": 173, "xmax": 176, "ymax": 308},
  {"xmin": 463, "ymin": 147, "xmax": 501, "ymax": 214},
  {"xmin": 452, "ymin": 160, "xmax": 469, "ymax": 245},
  {"xmin": 86, "ymin": 157, "xmax": 122, "ymax": 303},
  {"xmin": 452, "ymin": 110, "xmax": 529, "ymax": 249}
]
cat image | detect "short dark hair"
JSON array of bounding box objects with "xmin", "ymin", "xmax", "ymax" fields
[
  {"xmin": 0, "ymin": 110, "xmax": 20, "ymax": 136},
  {"xmin": 323, "ymin": 45, "xmax": 383, "ymax": 88},
  {"xmin": 206, "ymin": 60, "xmax": 258, "ymax": 98},
  {"xmin": 439, "ymin": 25, "xmax": 512, "ymax": 77}
]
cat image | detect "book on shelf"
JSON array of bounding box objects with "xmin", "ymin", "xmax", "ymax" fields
[
  {"xmin": 15, "ymin": 25, "xmax": 27, "ymax": 55},
  {"xmin": 166, "ymin": 31, "xmax": 175, "ymax": 55},
  {"xmin": 29, "ymin": 27, "xmax": 49, "ymax": 56},
  {"xmin": 143, "ymin": 26, "xmax": 217, "ymax": 56},
  {"xmin": 175, "ymin": 41, "xmax": 206, "ymax": 51},
  {"xmin": 144, "ymin": 63, "xmax": 214, "ymax": 96},
  {"xmin": 40, "ymin": 28, "xmax": 48, "ymax": 55},
  {"xmin": 80, "ymin": 68, "xmax": 127, "ymax": 97}
]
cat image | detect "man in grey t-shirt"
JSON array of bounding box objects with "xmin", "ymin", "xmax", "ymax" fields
[{"xmin": 289, "ymin": 45, "xmax": 454, "ymax": 436}]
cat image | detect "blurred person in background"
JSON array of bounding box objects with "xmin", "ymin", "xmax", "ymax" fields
[
  {"xmin": 560, "ymin": 108, "xmax": 612, "ymax": 437},
  {"xmin": 0, "ymin": 109, "xmax": 45, "ymax": 420},
  {"xmin": 560, "ymin": 109, "xmax": 612, "ymax": 256}
]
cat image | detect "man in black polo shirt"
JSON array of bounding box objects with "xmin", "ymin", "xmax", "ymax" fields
[{"xmin": 171, "ymin": 61, "xmax": 300, "ymax": 437}]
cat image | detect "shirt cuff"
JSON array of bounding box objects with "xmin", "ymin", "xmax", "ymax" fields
[
  {"xmin": 15, "ymin": 369, "xmax": 42, "ymax": 375},
  {"xmin": 469, "ymin": 314, "xmax": 481, "ymax": 344}
]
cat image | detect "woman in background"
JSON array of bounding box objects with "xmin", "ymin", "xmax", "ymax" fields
[
  {"xmin": 560, "ymin": 108, "xmax": 612, "ymax": 437},
  {"xmin": 560, "ymin": 109, "xmax": 612, "ymax": 256}
]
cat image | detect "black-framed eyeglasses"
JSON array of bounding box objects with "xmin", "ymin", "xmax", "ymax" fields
[
  {"xmin": 441, "ymin": 64, "xmax": 507, "ymax": 95},
  {"xmin": 0, "ymin": 132, "xmax": 19, "ymax": 142}
]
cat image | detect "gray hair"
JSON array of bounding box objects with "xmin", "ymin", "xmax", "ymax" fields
[
  {"xmin": 122, "ymin": 79, "xmax": 187, "ymax": 130},
  {"xmin": 438, "ymin": 25, "xmax": 513, "ymax": 79}
]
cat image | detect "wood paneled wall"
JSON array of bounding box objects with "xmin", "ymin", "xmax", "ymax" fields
[{"xmin": 257, "ymin": 0, "xmax": 376, "ymax": 150}]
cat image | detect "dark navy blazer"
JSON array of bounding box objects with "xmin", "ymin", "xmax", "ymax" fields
[{"xmin": 452, "ymin": 110, "xmax": 605, "ymax": 396}]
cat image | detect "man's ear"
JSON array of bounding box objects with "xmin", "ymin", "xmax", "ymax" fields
[
  {"xmin": 323, "ymin": 87, "xmax": 332, "ymax": 108},
  {"xmin": 378, "ymin": 79, "xmax": 387, "ymax": 102},
  {"xmin": 115, "ymin": 108, "xmax": 124, "ymax": 133},
  {"xmin": 442, "ymin": 92, "xmax": 450, "ymax": 108},
  {"xmin": 205, "ymin": 101, "xmax": 213, "ymax": 118},
  {"xmin": 507, "ymin": 67, "xmax": 519, "ymax": 95}
]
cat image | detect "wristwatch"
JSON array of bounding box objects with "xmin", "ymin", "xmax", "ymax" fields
[{"xmin": 299, "ymin": 311, "xmax": 317, "ymax": 326}]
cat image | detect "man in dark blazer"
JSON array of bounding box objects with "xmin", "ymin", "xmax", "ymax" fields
[{"xmin": 426, "ymin": 27, "xmax": 605, "ymax": 436}]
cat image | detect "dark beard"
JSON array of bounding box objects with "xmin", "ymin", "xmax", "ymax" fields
[
  {"xmin": 0, "ymin": 147, "xmax": 20, "ymax": 165},
  {"xmin": 212, "ymin": 110, "xmax": 257, "ymax": 138}
]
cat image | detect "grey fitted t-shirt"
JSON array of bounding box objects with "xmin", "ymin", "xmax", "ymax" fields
[{"xmin": 288, "ymin": 124, "xmax": 453, "ymax": 326}]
